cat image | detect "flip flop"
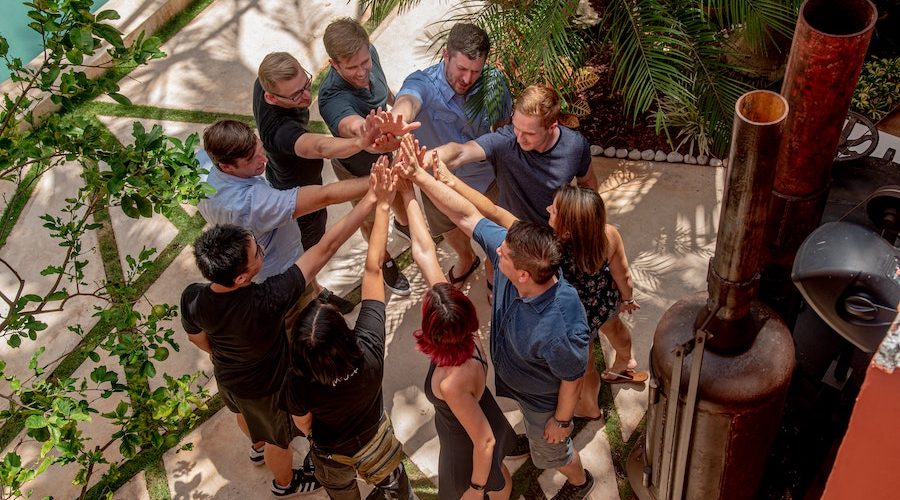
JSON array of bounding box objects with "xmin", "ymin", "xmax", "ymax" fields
[
  {"xmin": 601, "ymin": 368, "xmax": 650, "ymax": 385},
  {"xmin": 448, "ymin": 256, "xmax": 481, "ymax": 285}
]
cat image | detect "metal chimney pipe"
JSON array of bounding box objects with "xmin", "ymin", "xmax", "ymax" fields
[
  {"xmin": 761, "ymin": 0, "xmax": 877, "ymax": 322},
  {"xmin": 701, "ymin": 91, "xmax": 789, "ymax": 352}
]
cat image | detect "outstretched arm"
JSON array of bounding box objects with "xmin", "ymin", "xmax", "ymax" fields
[
  {"xmin": 606, "ymin": 225, "xmax": 640, "ymax": 314},
  {"xmin": 398, "ymin": 176, "xmax": 446, "ymax": 288},
  {"xmin": 433, "ymin": 158, "xmax": 517, "ymax": 229},
  {"xmin": 397, "ymin": 136, "xmax": 483, "ymax": 239},
  {"xmin": 361, "ymin": 156, "xmax": 396, "ymax": 302},
  {"xmin": 432, "ymin": 140, "xmax": 487, "ymax": 171},
  {"xmin": 294, "ymin": 111, "xmax": 382, "ymax": 159},
  {"xmin": 293, "ymin": 176, "xmax": 369, "ymax": 218}
]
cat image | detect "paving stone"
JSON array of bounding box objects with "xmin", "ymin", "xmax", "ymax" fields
[
  {"xmin": 112, "ymin": 471, "xmax": 150, "ymax": 500},
  {"xmin": 0, "ymin": 163, "xmax": 105, "ymax": 411},
  {"xmin": 537, "ymin": 421, "xmax": 620, "ymax": 499},
  {"xmin": 109, "ymin": 0, "xmax": 362, "ymax": 116}
]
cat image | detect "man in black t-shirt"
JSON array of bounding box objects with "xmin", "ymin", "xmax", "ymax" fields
[{"xmin": 181, "ymin": 168, "xmax": 382, "ymax": 496}]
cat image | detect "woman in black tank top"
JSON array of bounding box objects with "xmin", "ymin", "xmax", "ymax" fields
[{"xmin": 398, "ymin": 178, "xmax": 515, "ymax": 499}]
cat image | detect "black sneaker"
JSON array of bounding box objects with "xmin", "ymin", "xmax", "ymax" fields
[
  {"xmin": 550, "ymin": 470, "xmax": 594, "ymax": 500},
  {"xmin": 507, "ymin": 433, "xmax": 530, "ymax": 459},
  {"xmin": 317, "ymin": 288, "xmax": 356, "ymax": 315},
  {"xmin": 392, "ymin": 218, "xmax": 411, "ymax": 243},
  {"xmin": 249, "ymin": 444, "xmax": 265, "ymax": 466},
  {"xmin": 271, "ymin": 468, "xmax": 322, "ymax": 497},
  {"xmin": 383, "ymin": 258, "xmax": 411, "ymax": 296},
  {"xmin": 368, "ymin": 463, "xmax": 417, "ymax": 500}
]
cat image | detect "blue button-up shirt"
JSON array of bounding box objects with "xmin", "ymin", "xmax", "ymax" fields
[
  {"xmin": 473, "ymin": 219, "xmax": 590, "ymax": 412},
  {"xmin": 197, "ymin": 150, "xmax": 303, "ymax": 283},
  {"xmin": 396, "ymin": 62, "xmax": 511, "ymax": 192}
]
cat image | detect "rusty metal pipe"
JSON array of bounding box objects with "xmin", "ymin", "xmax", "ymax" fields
[
  {"xmin": 762, "ymin": 0, "xmax": 877, "ymax": 321},
  {"xmin": 703, "ymin": 91, "xmax": 788, "ymax": 353}
]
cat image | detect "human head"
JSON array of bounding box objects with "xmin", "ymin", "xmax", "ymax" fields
[
  {"xmin": 288, "ymin": 301, "xmax": 364, "ymax": 386},
  {"xmin": 258, "ymin": 52, "xmax": 313, "ymax": 108},
  {"xmin": 324, "ymin": 18, "xmax": 372, "ymax": 90},
  {"xmin": 442, "ymin": 23, "xmax": 490, "ymax": 95},
  {"xmin": 548, "ymin": 185, "xmax": 608, "ymax": 274},
  {"xmin": 203, "ymin": 120, "xmax": 267, "ymax": 178},
  {"xmin": 512, "ymin": 85, "xmax": 561, "ymax": 152},
  {"xmin": 414, "ymin": 283, "xmax": 479, "ymax": 367},
  {"xmin": 193, "ymin": 224, "xmax": 263, "ymax": 287},
  {"xmin": 497, "ymin": 220, "xmax": 561, "ymax": 285}
]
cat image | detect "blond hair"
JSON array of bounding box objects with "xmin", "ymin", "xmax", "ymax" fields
[
  {"xmin": 258, "ymin": 52, "xmax": 301, "ymax": 93},
  {"xmin": 514, "ymin": 85, "xmax": 561, "ymax": 127},
  {"xmin": 554, "ymin": 185, "xmax": 608, "ymax": 274},
  {"xmin": 323, "ymin": 18, "xmax": 369, "ymax": 63}
]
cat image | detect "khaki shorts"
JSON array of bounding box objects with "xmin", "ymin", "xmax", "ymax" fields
[
  {"xmin": 331, "ymin": 158, "xmax": 375, "ymax": 226},
  {"xmin": 219, "ymin": 384, "xmax": 301, "ymax": 448},
  {"xmin": 422, "ymin": 179, "xmax": 499, "ymax": 236}
]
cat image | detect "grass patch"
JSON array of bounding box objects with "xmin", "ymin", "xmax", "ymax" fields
[
  {"xmin": 145, "ymin": 458, "xmax": 172, "ymax": 500},
  {"xmin": 78, "ymin": 101, "xmax": 253, "ymax": 125},
  {"xmin": 0, "ymin": 164, "xmax": 42, "ymax": 251},
  {"xmin": 402, "ymin": 456, "xmax": 437, "ymax": 500}
]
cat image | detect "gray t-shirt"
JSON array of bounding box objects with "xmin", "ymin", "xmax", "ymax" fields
[
  {"xmin": 476, "ymin": 125, "xmax": 591, "ymax": 224},
  {"xmin": 318, "ymin": 45, "xmax": 388, "ymax": 177}
]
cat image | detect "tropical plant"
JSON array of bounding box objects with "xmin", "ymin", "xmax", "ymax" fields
[
  {"xmin": 852, "ymin": 56, "xmax": 900, "ymax": 121},
  {"xmin": 0, "ymin": 1, "xmax": 211, "ymax": 498},
  {"xmin": 364, "ymin": 0, "xmax": 801, "ymax": 157}
]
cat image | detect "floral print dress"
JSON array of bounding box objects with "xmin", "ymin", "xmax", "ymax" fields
[{"xmin": 560, "ymin": 242, "xmax": 620, "ymax": 339}]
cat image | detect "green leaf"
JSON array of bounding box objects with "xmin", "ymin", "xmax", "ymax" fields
[
  {"xmin": 95, "ymin": 9, "xmax": 121, "ymax": 21},
  {"xmin": 8, "ymin": 335, "xmax": 21, "ymax": 348},
  {"xmin": 141, "ymin": 361, "xmax": 156, "ymax": 378},
  {"xmin": 70, "ymin": 27, "xmax": 94, "ymax": 52},
  {"xmin": 88, "ymin": 351, "xmax": 100, "ymax": 362},
  {"xmin": 25, "ymin": 414, "xmax": 48, "ymax": 429},
  {"xmin": 92, "ymin": 23, "xmax": 124, "ymax": 49},
  {"xmin": 46, "ymin": 290, "xmax": 68, "ymax": 301},
  {"xmin": 135, "ymin": 195, "xmax": 152, "ymax": 218},
  {"xmin": 108, "ymin": 92, "xmax": 131, "ymax": 105}
]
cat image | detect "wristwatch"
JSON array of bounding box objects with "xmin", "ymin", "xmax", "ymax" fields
[{"xmin": 554, "ymin": 417, "xmax": 573, "ymax": 428}]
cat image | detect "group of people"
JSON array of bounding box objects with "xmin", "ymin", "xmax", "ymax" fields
[{"xmin": 180, "ymin": 18, "xmax": 648, "ymax": 500}]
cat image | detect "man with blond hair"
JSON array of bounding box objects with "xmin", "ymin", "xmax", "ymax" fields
[
  {"xmin": 430, "ymin": 84, "xmax": 597, "ymax": 225},
  {"xmin": 317, "ymin": 17, "xmax": 418, "ymax": 296},
  {"xmin": 389, "ymin": 23, "xmax": 511, "ymax": 287},
  {"xmin": 253, "ymin": 51, "xmax": 384, "ymax": 311}
]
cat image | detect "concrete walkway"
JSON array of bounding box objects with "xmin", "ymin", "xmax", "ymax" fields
[{"xmin": 0, "ymin": 0, "xmax": 724, "ymax": 498}]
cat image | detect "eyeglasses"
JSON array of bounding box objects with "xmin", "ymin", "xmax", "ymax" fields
[{"xmin": 269, "ymin": 69, "xmax": 313, "ymax": 102}]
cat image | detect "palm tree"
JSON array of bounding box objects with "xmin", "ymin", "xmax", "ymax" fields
[{"xmin": 366, "ymin": 0, "xmax": 800, "ymax": 156}]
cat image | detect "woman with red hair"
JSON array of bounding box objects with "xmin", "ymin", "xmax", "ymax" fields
[{"xmin": 399, "ymin": 178, "xmax": 515, "ymax": 500}]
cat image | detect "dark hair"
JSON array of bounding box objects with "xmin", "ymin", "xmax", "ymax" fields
[
  {"xmin": 203, "ymin": 120, "xmax": 257, "ymax": 168},
  {"xmin": 414, "ymin": 283, "xmax": 479, "ymax": 367},
  {"xmin": 505, "ymin": 220, "xmax": 561, "ymax": 285},
  {"xmin": 289, "ymin": 301, "xmax": 364, "ymax": 385},
  {"xmin": 446, "ymin": 23, "xmax": 490, "ymax": 61},
  {"xmin": 193, "ymin": 224, "xmax": 253, "ymax": 287},
  {"xmin": 554, "ymin": 185, "xmax": 608, "ymax": 274}
]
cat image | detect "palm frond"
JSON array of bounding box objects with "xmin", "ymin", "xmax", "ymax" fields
[{"xmin": 701, "ymin": 0, "xmax": 798, "ymax": 49}]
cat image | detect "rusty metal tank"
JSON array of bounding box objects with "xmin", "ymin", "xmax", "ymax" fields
[{"xmin": 629, "ymin": 91, "xmax": 796, "ymax": 500}]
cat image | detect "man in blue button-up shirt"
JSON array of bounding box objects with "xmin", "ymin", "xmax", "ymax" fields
[{"xmin": 391, "ymin": 23, "xmax": 512, "ymax": 288}]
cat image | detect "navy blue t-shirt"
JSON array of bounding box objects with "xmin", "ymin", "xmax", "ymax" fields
[{"xmin": 476, "ymin": 125, "xmax": 591, "ymax": 224}]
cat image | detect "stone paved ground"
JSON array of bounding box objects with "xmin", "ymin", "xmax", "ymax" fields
[{"xmin": 0, "ymin": 0, "xmax": 725, "ymax": 498}]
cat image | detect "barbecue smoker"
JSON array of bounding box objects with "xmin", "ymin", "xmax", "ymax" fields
[{"xmin": 626, "ymin": 1, "xmax": 879, "ymax": 498}]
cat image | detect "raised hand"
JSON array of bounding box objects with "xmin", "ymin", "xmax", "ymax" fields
[
  {"xmin": 432, "ymin": 151, "xmax": 456, "ymax": 189},
  {"xmin": 369, "ymin": 155, "xmax": 397, "ymax": 204},
  {"xmin": 361, "ymin": 109, "xmax": 383, "ymax": 147},
  {"xmin": 377, "ymin": 108, "xmax": 421, "ymax": 137}
]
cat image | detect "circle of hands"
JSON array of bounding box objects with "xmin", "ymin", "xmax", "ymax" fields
[
  {"xmin": 369, "ymin": 130, "xmax": 457, "ymax": 201},
  {"xmin": 364, "ymin": 108, "xmax": 421, "ymax": 153}
]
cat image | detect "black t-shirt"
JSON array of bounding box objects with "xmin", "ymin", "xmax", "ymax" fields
[
  {"xmin": 180, "ymin": 265, "xmax": 306, "ymax": 399},
  {"xmin": 279, "ymin": 300, "xmax": 386, "ymax": 455},
  {"xmin": 252, "ymin": 79, "xmax": 324, "ymax": 190}
]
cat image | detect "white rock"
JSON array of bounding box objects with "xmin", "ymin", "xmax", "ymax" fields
[
  {"xmin": 628, "ymin": 149, "xmax": 642, "ymax": 160},
  {"xmin": 697, "ymin": 155, "xmax": 709, "ymax": 165},
  {"xmin": 709, "ymin": 158, "xmax": 723, "ymax": 167},
  {"xmin": 654, "ymin": 150, "xmax": 667, "ymax": 162},
  {"xmin": 667, "ymin": 151, "xmax": 684, "ymax": 163},
  {"xmin": 590, "ymin": 145, "xmax": 604, "ymax": 156},
  {"xmin": 615, "ymin": 148, "xmax": 628, "ymax": 158},
  {"xmin": 641, "ymin": 149, "xmax": 655, "ymax": 161},
  {"xmin": 604, "ymin": 146, "xmax": 617, "ymax": 157},
  {"xmin": 686, "ymin": 155, "xmax": 697, "ymax": 164}
]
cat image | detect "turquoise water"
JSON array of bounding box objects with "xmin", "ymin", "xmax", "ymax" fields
[{"xmin": 0, "ymin": 0, "xmax": 106, "ymax": 82}]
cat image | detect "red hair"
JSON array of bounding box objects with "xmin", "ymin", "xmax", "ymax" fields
[{"xmin": 414, "ymin": 283, "xmax": 479, "ymax": 366}]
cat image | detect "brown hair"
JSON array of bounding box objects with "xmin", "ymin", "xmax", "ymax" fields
[
  {"xmin": 323, "ymin": 18, "xmax": 369, "ymax": 63},
  {"xmin": 514, "ymin": 85, "xmax": 561, "ymax": 127},
  {"xmin": 203, "ymin": 120, "xmax": 257, "ymax": 168},
  {"xmin": 446, "ymin": 23, "xmax": 490, "ymax": 60},
  {"xmin": 554, "ymin": 185, "xmax": 609, "ymax": 274},
  {"xmin": 505, "ymin": 220, "xmax": 561, "ymax": 285},
  {"xmin": 257, "ymin": 52, "xmax": 301, "ymax": 93}
]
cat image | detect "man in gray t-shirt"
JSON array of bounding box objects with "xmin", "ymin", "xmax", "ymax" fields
[{"xmin": 431, "ymin": 85, "xmax": 598, "ymax": 225}]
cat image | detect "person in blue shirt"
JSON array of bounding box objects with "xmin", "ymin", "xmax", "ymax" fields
[
  {"xmin": 396, "ymin": 136, "xmax": 596, "ymax": 500},
  {"xmin": 391, "ymin": 23, "xmax": 512, "ymax": 289}
]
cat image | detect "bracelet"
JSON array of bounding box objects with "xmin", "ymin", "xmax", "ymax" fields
[
  {"xmin": 469, "ymin": 481, "xmax": 486, "ymax": 491},
  {"xmin": 554, "ymin": 416, "xmax": 573, "ymax": 428},
  {"xmin": 622, "ymin": 298, "xmax": 635, "ymax": 305}
]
